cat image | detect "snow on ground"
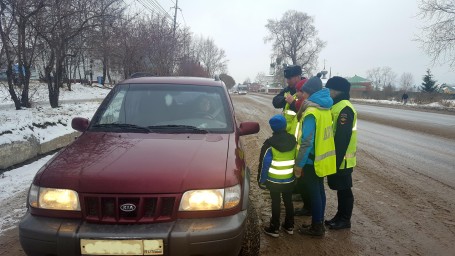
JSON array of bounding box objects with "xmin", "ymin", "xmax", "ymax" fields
[
  {"xmin": 0, "ymin": 82, "xmax": 110, "ymax": 145},
  {"xmin": 355, "ymin": 98, "xmax": 455, "ymax": 109},
  {"xmin": 0, "ymin": 81, "xmax": 109, "ymax": 105},
  {"xmin": 0, "ymin": 154, "xmax": 55, "ymax": 233}
]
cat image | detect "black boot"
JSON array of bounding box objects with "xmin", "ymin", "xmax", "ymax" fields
[
  {"xmin": 324, "ymin": 213, "xmax": 340, "ymax": 226},
  {"xmin": 328, "ymin": 217, "xmax": 351, "ymax": 230},
  {"xmin": 298, "ymin": 222, "xmax": 325, "ymax": 236}
]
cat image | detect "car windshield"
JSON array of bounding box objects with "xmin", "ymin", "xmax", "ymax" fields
[{"xmin": 90, "ymin": 83, "xmax": 233, "ymax": 133}]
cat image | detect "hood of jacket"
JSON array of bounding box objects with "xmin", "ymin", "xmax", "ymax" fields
[
  {"xmin": 267, "ymin": 130, "xmax": 296, "ymax": 152},
  {"xmin": 307, "ymin": 88, "xmax": 333, "ymax": 109},
  {"xmin": 297, "ymin": 88, "xmax": 333, "ymax": 119}
]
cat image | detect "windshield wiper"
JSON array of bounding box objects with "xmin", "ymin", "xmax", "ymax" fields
[
  {"xmin": 147, "ymin": 125, "xmax": 208, "ymax": 134},
  {"xmin": 91, "ymin": 123, "xmax": 150, "ymax": 133}
]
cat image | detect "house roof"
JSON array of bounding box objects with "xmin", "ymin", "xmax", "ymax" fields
[
  {"xmin": 442, "ymin": 85, "xmax": 455, "ymax": 93},
  {"xmin": 347, "ymin": 75, "xmax": 371, "ymax": 84}
]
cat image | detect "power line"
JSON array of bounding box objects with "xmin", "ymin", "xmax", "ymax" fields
[
  {"xmin": 135, "ymin": 0, "xmax": 156, "ymax": 14},
  {"xmin": 135, "ymin": 0, "xmax": 173, "ymax": 22},
  {"xmin": 148, "ymin": 0, "xmax": 173, "ymax": 20}
]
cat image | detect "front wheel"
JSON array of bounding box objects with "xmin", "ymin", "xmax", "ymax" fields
[{"xmin": 239, "ymin": 199, "xmax": 260, "ymax": 256}]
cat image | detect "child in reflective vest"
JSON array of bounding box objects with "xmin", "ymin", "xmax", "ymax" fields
[{"xmin": 257, "ymin": 114, "xmax": 297, "ymax": 237}]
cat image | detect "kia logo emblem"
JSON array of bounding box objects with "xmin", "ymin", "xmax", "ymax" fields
[{"xmin": 120, "ymin": 203, "xmax": 136, "ymax": 212}]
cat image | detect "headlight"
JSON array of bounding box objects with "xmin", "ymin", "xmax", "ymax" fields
[
  {"xmin": 179, "ymin": 184, "xmax": 241, "ymax": 211},
  {"xmin": 28, "ymin": 184, "xmax": 81, "ymax": 211}
]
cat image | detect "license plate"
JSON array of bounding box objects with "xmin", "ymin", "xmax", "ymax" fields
[{"xmin": 80, "ymin": 239, "xmax": 164, "ymax": 255}]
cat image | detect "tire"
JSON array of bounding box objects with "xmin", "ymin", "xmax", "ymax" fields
[{"xmin": 239, "ymin": 199, "xmax": 260, "ymax": 256}]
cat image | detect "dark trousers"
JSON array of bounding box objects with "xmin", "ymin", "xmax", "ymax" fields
[
  {"xmin": 270, "ymin": 190, "xmax": 294, "ymax": 227},
  {"xmin": 303, "ymin": 164, "xmax": 326, "ymax": 223},
  {"xmin": 337, "ymin": 188, "xmax": 354, "ymax": 220},
  {"xmin": 295, "ymin": 177, "xmax": 311, "ymax": 210}
]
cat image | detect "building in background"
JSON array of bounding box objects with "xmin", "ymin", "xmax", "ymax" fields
[{"xmin": 346, "ymin": 75, "xmax": 373, "ymax": 92}]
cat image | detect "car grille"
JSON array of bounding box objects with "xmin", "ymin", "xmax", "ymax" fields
[{"xmin": 81, "ymin": 194, "xmax": 179, "ymax": 224}]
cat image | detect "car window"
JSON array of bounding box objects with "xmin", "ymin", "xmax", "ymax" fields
[{"xmin": 93, "ymin": 83, "xmax": 233, "ymax": 133}]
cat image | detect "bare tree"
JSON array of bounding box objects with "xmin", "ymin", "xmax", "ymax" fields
[
  {"xmin": 380, "ymin": 66, "xmax": 397, "ymax": 90},
  {"xmin": 417, "ymin": 0, "xmax": 455, "ymax": 68},
  {"xmin": 366, "ymin": 66, "xmax": 397, "ymax": 91},
  {"xmin": 177, "ymin": 59, "xmax": 208, "ymax": 77},
  {"xmin": 193, "ymin": 37, "xmax": 227, "ymax": 77},
  {"xmin": 366, "ymin": 67, "xmax": 382, "ymax": 91},
  {"xmin": 86, "ymin": 0, "xmax": 124, "ymax": 86},
  {"xmin": 110, "ymin": 17, "xmax": 148, "ymax": 79},
  {"xmin": 264, "ymin": 10, "xmax": 326, "ymax": 74},
  {"xmin": 0, "ymin": 0, "xmax": 45, "ymax": 109},
  {"xmin": 145, "ymin": 15, "xmax": 177, "ymax": 76},
  {"xmin": 399, "ymin": 72, "xmax": 414, "ymax": 91},
  {"xmin": 35, "ymin": 0, "xmax": 108, "ymax": 108}
]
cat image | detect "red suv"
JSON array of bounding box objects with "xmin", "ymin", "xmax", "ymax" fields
[{"xmin": 19, "ymin": 77, "xmax": 260, "ymax": 256}]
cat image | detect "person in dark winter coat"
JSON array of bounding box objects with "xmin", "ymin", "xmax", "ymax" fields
[
  {"xmin": 258, "ymin": 115, "xmax": 297, "ymax": 238},
  {"xmin": 272, "ymin": 65, "xmax": 302, "ymax": 111},
  {"xmin": 401, "ymin": 92, "xmax": 409, "ymax": 105},
  {"xmin": 325, "ymin": 76, "xmax": 358, "ymax": 230}
]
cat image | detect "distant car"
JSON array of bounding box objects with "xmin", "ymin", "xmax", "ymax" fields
[
  {"xmin": 19, "ymin": 76, "xmax": 261, "ymax": 256},
  {"xmin": 238, "ymin": 85, "xmax": 248, "ymax": 95}
]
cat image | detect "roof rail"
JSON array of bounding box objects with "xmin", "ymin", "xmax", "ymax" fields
[
  {"xmin": 214, "ymin": 74, "xmax": 220, "ymax": 81},
  {"xmin": 129, "ymin": 72, "xmax": 154, "ymax": 78}
]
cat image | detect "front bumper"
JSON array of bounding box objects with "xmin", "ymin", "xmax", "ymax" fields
[{"xmin": 19, "ymin": 210, "xmax": 247, "ymax": 256}]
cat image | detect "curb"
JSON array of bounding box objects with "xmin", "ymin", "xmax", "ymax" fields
[{"xmin": 0, "ymin": 132, "xmax": 80, "ymax": 170}]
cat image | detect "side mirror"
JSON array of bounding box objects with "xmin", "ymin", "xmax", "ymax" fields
[
  {"xmin": 238, "ymin": 122, "xmax": 259, "ymax": 136},
  {"xmin": 71, "ymin": 117, "xmax": 89, "ymax": 132}
]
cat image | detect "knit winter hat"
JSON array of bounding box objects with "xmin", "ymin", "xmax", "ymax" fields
[
  {"xmin": 325, "ymin": 76, "xmax": 351, "ymax": 93},
  {"xmin": 300, "ymin": 76, "xmax": 322, "ymax": 95},
  {"xmin": 269, "ymin": 114, "xmax": 287, "ymax": 132},
  {"xmin": 295, "ymin": 78, "xmax": 308, "ymax": 92}
]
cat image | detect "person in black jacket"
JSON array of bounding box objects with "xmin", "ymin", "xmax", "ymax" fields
[
  {"xmin": 272, "ymin": 65, "xmax": 302, "ymax": 111},
  {"xmin": 258, "ymin": 115, "xmax": 297, "ymax": 237},
  {"xmin": 401, "ymin": 92, "xmax": 409, "ymax": 105},
  {"xmin": 325, "ymin": 76, "xmax": 357, "ymax": 230}
]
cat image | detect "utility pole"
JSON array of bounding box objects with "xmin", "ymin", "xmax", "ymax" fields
[{"xmin": 172, "ymin": 0, "xmax": 179, "ymax": 37}]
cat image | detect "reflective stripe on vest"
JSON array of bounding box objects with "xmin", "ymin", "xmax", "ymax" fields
[
  {"xmin": 268, "ymin": 147, "xmax": 296, "ymax": 183},
  {"xmin": 301, "ymin": 107, "xmax": 337, "ymax": 177},
  {"xmin": 331, "ymin": 100, "xmax": 357, "ymax": 169}
]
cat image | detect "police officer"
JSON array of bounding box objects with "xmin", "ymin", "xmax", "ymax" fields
[
  {"xmin": 325, "ymin": 76, "xmax": 357, "ymax": 230},
  {"xmin": 272, "ymin": 65, "xmax": 302, "ymax": 132}
]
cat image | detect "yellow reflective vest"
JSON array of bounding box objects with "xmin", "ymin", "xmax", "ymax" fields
[
  {"xmin": 331, "ymin": 100, "xmax": 357, "ymax": 169},
  {"xmin": 268, "ymin": 147, "xmax": 296, "ymax": 183},
  {"xmin": 298, "ymin": 107, "xmax": 337, "ymax": 177}
]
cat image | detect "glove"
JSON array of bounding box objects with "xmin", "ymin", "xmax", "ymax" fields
[{"xmin": 258, "ymin": 182, "xmax": 267, "ymax": 190}]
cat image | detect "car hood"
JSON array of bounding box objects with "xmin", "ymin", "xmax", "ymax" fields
[{"xmin": 37, "ymin": 132, "xmax": 231, "ymax": 194}]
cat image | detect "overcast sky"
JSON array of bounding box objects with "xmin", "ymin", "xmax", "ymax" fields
[{"xmin": 135, "ymin": 0, "xmax": 455, "ymax": 85}]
